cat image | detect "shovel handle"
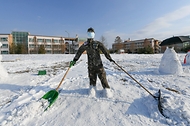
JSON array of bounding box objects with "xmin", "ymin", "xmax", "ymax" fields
[
  {"xmin": 56, "ymin": 67, "xmax": 70, "ymax": 91},
  {"xmin": 114, "ymin": 62, "xmax": 157, "ymax": 99}
]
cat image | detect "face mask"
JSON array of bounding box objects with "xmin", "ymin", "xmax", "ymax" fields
[{"xmin": 87, "ymin": 32, "xmax": 95, "ymax": 38}]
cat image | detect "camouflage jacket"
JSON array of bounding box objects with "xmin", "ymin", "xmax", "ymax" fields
[{"xmin": 73, "ymin": 39, "xmax": 112, "ymax": 67}]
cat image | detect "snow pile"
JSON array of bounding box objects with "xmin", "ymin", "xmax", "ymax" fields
[
  {"xmin": 159, "ymin": 47, "xmax": 183, "ymax": 74},
  {"xmin": 88, "ymin": 85, "xmax": 96, "ymax": 97},
  {"xmin": 0, "ymin": 54, "xmax": 8, "ymax": 79},
  {"xmin": 162, "ymin": 93, "xmax": 190, "ymax": 125}
]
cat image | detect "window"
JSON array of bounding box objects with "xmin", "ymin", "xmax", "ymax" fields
[
  {"xmin": 11, "ymin": 31, "xmax": 29, "ymax": 44},
  {"xmin": 45, "ymin": 39, "xmax": 51, "ymax": 43},
  {"xmin": 54, "ymin": 39, "xmax": 58, "ymax": 43},
  {"xmin": 59, "ymin": 40, "xmax": 64, "ymax": 43},
  {"xmin": 2, "ymin": 44, "xmax": 8, "ymax": 48},
  {"xmin": 45, "ymin": 45, "xmax": 51, "ymax": 48},
  {"xmin": 1, "ymin": 51, "xmax": 8, "ymax": 54},
  {"xmin": 183, "ymin": 42, "xmax": 189, "ymax": 48},
  {"xmin": 29, "ymin": 44, "xmax": 35, "ymax": 48},
  {"xmin": 37, "ymin": 39, "xmax": 43, "ymax": 42},
  {"xmin": 0, "ymin": 37, "xmax": 8, "ymax": 42},
  {"xmin": 29, "ymin": 38, "xmax": 34, "ymax": 42},
  {"xmin": 46, "ymin": 50, "xmax": 51, "ymax": 54}
]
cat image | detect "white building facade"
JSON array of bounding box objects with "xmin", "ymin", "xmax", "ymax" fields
[
  {"xmin": 28, "ymin": 35, "xmax": 65, "ymax": 54},
  {"xmin": 0, "ymin": 34, "xmax": 10, "ymax": 54}
]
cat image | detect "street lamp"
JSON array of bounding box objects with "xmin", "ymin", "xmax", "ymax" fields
[
  {"xmin": 65, "ymin": 31, "xmax": 70, "ymax": 38},
  {"xmin": 65, "ymin": 31, "xmax": 70, "ymax": 54}
]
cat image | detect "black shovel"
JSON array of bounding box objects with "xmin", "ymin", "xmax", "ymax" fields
[{"xmin": 113, "ymin": 62, "xmax": 165, "ymax": 117}]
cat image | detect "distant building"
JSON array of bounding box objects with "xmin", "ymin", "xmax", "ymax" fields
[
  {"xmin": 28, "ymin": 34, "xmax": 65, "ymax": 54},
  {"xmin": 77, "ymin": 38, "xmax": 87, "ymax": 54},
  {"xmin": 0, "ymin": 31, "xmax": 80, "ymax": 54},
  {"xmin": 0, "ymin": 34, "xmax": 10, "ymax": 54},
  {"xmin": 112, "ymin": 38, "xmax": 161, "ymax": 54},
  {"xmin": 160, "ymin": 36, "xmax": 190, "ymax": 53},
  {"xmin": 112, "ymin": 42, "xmax": 124, "ymax": 53}
]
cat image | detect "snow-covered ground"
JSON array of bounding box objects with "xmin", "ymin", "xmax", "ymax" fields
[{"xmin": 0, "ymin": 53, "xmax": 190, "ymax": 126}]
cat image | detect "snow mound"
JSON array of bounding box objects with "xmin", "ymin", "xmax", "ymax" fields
[
  {"xmin": 159, "ymin": 47, "xmax": 183, "ymax": 74},
  {"xmin": 0, "ymin": 55, "xmax": 8, "ymax": 79},
  {"xmin": 103, "ymin": 88, "xmax": 113, "ymax": 98}
]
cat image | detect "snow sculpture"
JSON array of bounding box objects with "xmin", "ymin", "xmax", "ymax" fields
[
  {"xmin": 159, "ymin": 47, "xmax": 183, "ymax": 74},
  {"xmin": 184, "ymin": 50, "xmax": 190, "ymax": 64}
]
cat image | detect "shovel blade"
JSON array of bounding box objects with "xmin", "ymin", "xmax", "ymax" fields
[
  {"xmin": 42, "ymin": 90, "xmax": 59, "ymax": 110},
  {"xmin": 157, "ymin": 89, "xmax": 168, "ymax": 118}
]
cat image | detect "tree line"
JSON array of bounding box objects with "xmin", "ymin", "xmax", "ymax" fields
[{"xmin": 9, "ymin": 43, "xmax": 46, "ymax": 54}]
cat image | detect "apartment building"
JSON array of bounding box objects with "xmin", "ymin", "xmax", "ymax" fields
[
  {"xmin": 0, "ymin": 34, "xmax": 10, "ymax": 54},
  {"xmin": 112, "ymin": 38, "xmax": 161, "ymax": 54},
  {"xmin": 28, "ymin": 34, "xmax": 66, "ymax": 54},
  {"xmin": 0, "ymin": 31, "xmax": 79, "ymax": 54}
]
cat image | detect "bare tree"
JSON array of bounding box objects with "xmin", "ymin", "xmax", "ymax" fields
[{"xmin": 99, "ymin": 35, "xmax": 108, "ymax": 48}]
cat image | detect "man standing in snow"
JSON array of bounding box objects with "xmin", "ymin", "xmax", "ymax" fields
[{"xmin": 70, "ymin": 27, "xmax": 115, "ymax": 97}]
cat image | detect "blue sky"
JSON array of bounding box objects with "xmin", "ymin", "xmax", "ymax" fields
[{"xmin": 1, "ymin": 0, "xmax": 190, "ymax": 48}]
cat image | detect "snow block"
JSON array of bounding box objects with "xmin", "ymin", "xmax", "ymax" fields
[{"xmin": 159, "ymin": 47, "xmax": 183, "ymax": 74}]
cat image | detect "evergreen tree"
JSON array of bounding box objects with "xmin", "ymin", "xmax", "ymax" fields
[
  {"xmin": 181, "ymin": 45, "xmax": 190, "ymax": 52},
  {"xmin": 114, "ymin": 36, "xmax": 122, "ymax": 43},
  {"xmin": 137, "ymin": 46, "xmax": 154, "ymax": 54},
  {"xmin": 38, "ymin": 45, "xmax": 46, "ymax": 54}
]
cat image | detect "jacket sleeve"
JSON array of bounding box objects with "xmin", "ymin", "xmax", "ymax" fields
[
  {"xmin": 98, "ymin": 42, "xmax": 112, "ymax": 61},
  {"xmin": 73, "ymin": 43, "xmax": 86, "ymax": 62}
]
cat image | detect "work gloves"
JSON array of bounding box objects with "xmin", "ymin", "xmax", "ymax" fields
[
  {"xmin": 109, "ymin": 59, "xmax": 115, "ymax": 63},
  {"xmin": 69, "ymin": 61, "xmax": 76, "ymax": 67}
]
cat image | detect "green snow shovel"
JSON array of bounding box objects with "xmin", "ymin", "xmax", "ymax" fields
[{"xmin": 42, "ymin": 66, "xmax": 70, "ymax": 111}]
